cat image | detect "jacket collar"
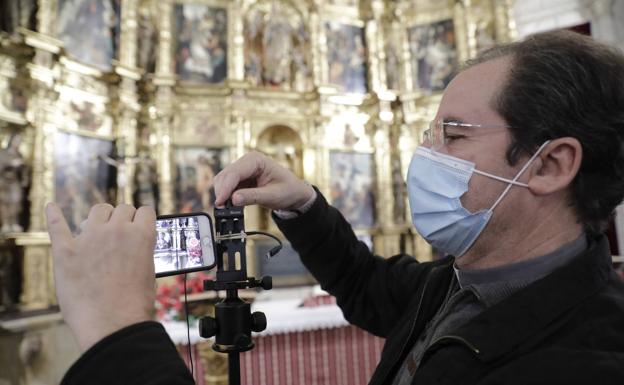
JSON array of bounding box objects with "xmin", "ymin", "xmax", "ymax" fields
[{"xmin": 449, "ymin": 233, "xmax": 613, "ymax": 362}]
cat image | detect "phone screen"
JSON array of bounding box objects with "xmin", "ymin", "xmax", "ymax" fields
[{"xmin": 154, "ymin": 213, "xmax": 216, "ymax": 277}]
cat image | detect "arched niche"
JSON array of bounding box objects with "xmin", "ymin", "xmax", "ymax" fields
[{"xmin": 256, "ymin": 124, "xmax": 304, "ymax": 179}]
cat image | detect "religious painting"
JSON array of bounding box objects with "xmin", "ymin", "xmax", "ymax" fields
[
  {"xmin": 174, "ymin": 147, "xmax": 228, "ymax": 215},
  {"xmin": 325, "ymin": 21, "xmax": 368, "ymax": 94},
  {"xmin": 174, "ymin": 4, "xmax": 228, "ymax": 84},
  {"xmin": 57, "ymin": 0, "xmax": 121, "ymax": 71},
  {"xmin": 253, "ymin": 240, "xmax": 315, "ymax": 287},
  {"xmin": 244, "ymin": 1, "xmax": 311, "ymax": 91},
  {"xmin": 54, "ymin": 132, "xmax": 116, "ymax": 232},
  {"xmin": 329, "ymin": 151, "xmax": 375, "ymax": 228},
  {"xmin": 56, "ymin": 90, "xmax": 112, "ymax": 135},
  {"xmin": 175, "ymin": 114, "xmax": 223, "ymax": 145},
  {"xmin": 408, "ymin": 19, "xmax": 458, "ymax": 93}
]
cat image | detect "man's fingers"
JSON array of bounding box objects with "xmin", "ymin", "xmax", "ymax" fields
[
  {"xmin": 45, "ymin": 202, "xmax": 73, "ymax": 245},
  {"xmin": 215, "ymin": 153, "xmax": 265, "ymax": 206},
  {"xmin": 87, "ymin": 203, "xmax": 114, "ymax": 225},
  {"xmin": 134, "ymin": 205, "xmax": 157, "ymax": 228},
  {"xmin": 231, "ymin": 187, "xmax": 269, "ymax": 207},
  {"xmin": 109, "ymin": 204, "xmax": 137, "ymax": 224}
]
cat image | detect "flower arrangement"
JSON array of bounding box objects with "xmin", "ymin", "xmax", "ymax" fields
[{"xmin": 155, "ymin": 271, "xmax": 212, "ymax": 323}]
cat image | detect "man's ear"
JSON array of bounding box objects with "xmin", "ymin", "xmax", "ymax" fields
[{"xmin": 528, "ymin": 137, "xmax": 582, "ymax": 195}]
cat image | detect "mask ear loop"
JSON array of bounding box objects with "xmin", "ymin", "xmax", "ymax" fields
[{"xmin": 489, "ymin": 140, "xmax": 551, "ymax": 212}]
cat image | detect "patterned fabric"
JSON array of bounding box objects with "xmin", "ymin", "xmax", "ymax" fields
[{"xmin": 241, "ymin": 326, "xmax": 384, "ymax": 385}]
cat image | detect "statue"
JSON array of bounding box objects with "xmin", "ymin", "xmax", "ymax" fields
[
  {"xmin": 134, "ymin": 160, "xmax": 158, "ymax": 209},
  {"xmin": 0, "ymin": 134, "xmax": 28, "ymax": 233},
  {"xmin": 263, "ymin": 2, "xmax": 295, "ymax": 86},
  {"xmin": 0, "ymin": 0, "xmax": 37, "ymax": 34}
]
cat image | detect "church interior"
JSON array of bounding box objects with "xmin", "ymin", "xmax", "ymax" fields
[{"xmin": 0, "ymin": 0, "xmax": 623, "ymax": 384}]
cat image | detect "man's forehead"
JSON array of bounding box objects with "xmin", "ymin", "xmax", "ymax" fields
[{"xmin": 438, "ymin": 56, "xmax": 512, "ymax": 121}]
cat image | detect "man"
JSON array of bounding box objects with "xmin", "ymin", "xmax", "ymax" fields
[{"xmin": 48, "ymin": 30, "xmax": 624, "ymax": 384}]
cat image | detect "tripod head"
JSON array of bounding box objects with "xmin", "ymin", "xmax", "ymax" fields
[{"xmin": 198, "ymin": 200, "xmax": 274, "ymax": 356}]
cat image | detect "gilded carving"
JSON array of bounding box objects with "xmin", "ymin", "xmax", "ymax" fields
[{"xmin": 0, "ymin": 0, "xmax": 515, "ymax": 316}]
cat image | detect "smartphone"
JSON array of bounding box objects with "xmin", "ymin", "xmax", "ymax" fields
[{"xmin": 154, "ymin": 212, "xmax": 217, "ymax": 277}]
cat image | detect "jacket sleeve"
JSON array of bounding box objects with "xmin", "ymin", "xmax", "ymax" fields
[
  {"xmin": 61, "ymin": 321, "xmax": 195, "ymax": 385},
  {"xmin": 274, "ymin": 188, "xmax": 439, "ymax": 338}
]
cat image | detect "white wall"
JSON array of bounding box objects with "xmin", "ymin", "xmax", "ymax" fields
[{"xmin": 513, "ymin": 0, "xmax": 624, "ymax": 52}]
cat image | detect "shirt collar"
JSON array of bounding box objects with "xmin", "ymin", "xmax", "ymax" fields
[{"xmin": 452, "ymin": 233, "xmax": 588, "ymax": 307}]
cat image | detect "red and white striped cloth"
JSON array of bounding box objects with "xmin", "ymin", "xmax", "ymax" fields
[{"xmin": 240, "ymin": 325, "xmax": 384, "ymax": 385}]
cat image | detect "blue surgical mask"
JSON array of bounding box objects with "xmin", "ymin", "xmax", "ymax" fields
[{"xmin": 406, "ymin": 142, "xmax": 550, "ymax": 257}]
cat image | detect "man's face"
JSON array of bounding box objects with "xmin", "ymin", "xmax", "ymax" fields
[{"xmin": 431, "ymin": 56, "xmax": 533, "ymax": 261}]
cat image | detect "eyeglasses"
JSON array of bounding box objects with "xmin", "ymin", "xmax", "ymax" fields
[{"xmin": 422, "ymin": 119, "xmax": 511, "ymax": 149}]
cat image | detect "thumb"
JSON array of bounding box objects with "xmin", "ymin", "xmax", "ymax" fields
[{"xmin": 45, "ymin": 203, "xmax": 73, "ymax": 246}]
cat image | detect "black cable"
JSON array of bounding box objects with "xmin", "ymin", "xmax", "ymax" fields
[
  {"xmin": 183, "ymin": 274, "xmax": 194, "ymax": 378},
  {"xmin": 246, "ymin": 231, "xmax": 283, "ymax": 258}
]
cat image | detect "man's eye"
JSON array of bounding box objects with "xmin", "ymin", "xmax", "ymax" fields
[{"xmin": 444, "ymin": 133, "xmax": 465, "ymax": 142}]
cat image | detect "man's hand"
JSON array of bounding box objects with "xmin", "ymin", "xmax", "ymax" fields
[
  {"xmin": 45, "ymin": 203, "xmax": 157, "ymax": 352},
  {"xmin": 214, "ymin": 151, "xmax": 314, "ymax": 210}
]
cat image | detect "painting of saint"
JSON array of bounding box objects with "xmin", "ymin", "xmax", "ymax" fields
[
  {"xmin": 326, "ymin": 22, "xmax": 368, "ymax": 94},
  {"xmin": 57, "ymin": 0, "xmax": 121, "ymax": 71},
  {"xmin": 174, "ymin": 4, "xmax": 227, "ymax": 84},
  {"xmin": 329, "ymin": 151, "xmax": 376, "ymax": 228},
  {"xmin": 54, "ymin": 132, "xmax": 116, "ymax": 232},
  {"xmin": 174, "ymin": 147, "xmax": 228, "ymax": 215},
  {"xmin": 408, "ymin": 19, "xmax": 457, "ymax": 93},
  {"xmin": 244, "ymin": 1, "xmax": 311, "ymax": 91}
]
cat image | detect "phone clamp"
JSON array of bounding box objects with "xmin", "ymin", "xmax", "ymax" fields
[{"xmin": 199, "ymin": 201, "xmax": 275, "ymax": 385}]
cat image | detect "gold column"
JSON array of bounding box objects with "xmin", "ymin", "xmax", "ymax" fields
[
  {"xmin": 154, "ymin": 0, "xmax": 175, "ymax": 214},
  {"xmin": 16, "ymin": 234, "xmax": 55, "ymax": 310},
  {"xmin": 116, "ymin": 0, "xmax": 141, "ymax": 204}
]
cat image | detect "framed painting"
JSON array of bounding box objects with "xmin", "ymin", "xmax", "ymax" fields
[
  {"xmin": 243, "ymin": 1, "xmax": 311, "ymax": 90},
  {"xmin": 253, "ymin": 240, "xmax": 315, "ymax": 287},
  {"xmin": 173, "ymin": 3, "xmax": 228, "ymax": 84},
  {"xmin": 408, "ymin": 19, "xmax": 458, "ymax": 93},
  {"xmin": 174, "ymin": 147, "xmax": 228, "ymax": 214},
  {"xmin": 54, "ymin": 132, "xmax": 116, "ymax": 232},
  {"xmin": 329, "ymin": 151, "xmax": 376, "ymax": 229},
  {"xmin": 57, "ymin": 0, "xmax": 121, "ymax": 71},
  {"xmin": 325, "ymin": 21, "xmax": 368, "ymax": 94}
]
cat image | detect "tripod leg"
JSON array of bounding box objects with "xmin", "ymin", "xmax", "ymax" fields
[{"xmin": 228, "ymin": 352, "xmax": 240, "ymax": 385}]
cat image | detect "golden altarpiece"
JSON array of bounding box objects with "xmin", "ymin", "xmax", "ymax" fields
[{"xmin": 0, "ymin": 0, "xmax": 514, "ymax": 383}]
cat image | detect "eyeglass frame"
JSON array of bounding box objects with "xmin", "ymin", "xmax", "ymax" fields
[{"xmin": 422, "ymin": 118, "xmax": 511, "ymax": 148}]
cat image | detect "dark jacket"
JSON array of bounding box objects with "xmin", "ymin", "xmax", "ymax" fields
[{"xmin": 275, "ymin": 191, "xmax": 624, "ymax": 384}]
